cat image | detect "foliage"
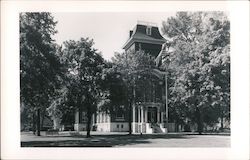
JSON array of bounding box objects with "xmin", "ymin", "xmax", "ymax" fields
[
  {"xmin": 99, "ymin": 63, "xmax": 125, "ymax": 114},
  {"xmin": 20, "ymin": 12, "xmax": 62, "ymax": 135},
  {"xmin": 60, "ymin": 38, "xmax": 106, "ymax": 137},
  {"xmin": 46, "ymin": 87, "xmax": 68, "ymax": 129},
  {"xmin": 162, "ymin": 12, "xmax": 230, "ymax": 133},
  {"xmin": 110, "ymin": 50, "xmax": 156, "ymax": 134}
]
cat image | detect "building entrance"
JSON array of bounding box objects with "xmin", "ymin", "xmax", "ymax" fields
[{"xmin": 147, "ymin": 107, "xmax": 157, "ymax": 123}]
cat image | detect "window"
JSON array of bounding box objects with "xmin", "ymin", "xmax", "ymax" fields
[
  {"xmin": 104, "ymin": 114, "xmax": 106, "ymax": 123},
  {"xmin": 121, "ymin": 124, "xmax": 123, "ymax": 128},
  {"xmin": 101, "ymin": 113, "xmax": 104, "ymax": 123},
  {"xmin": 97, "ymin": 114, "xmax": 100, "ymax": 123},
  {"xmin": 115, "ymin": 105, "xmax": 125, "ymax": 120},
  {"xmin": 116, "ymin": 112, "xmax": 124, "ymax": 119},
  {"xmin": 82, "ymin": 112, "xmax": 87, "ymax": 123},
  {"xmin": 146, "ymin": 26, "xmax": 152, "ymax": 35},
  {"xmin": 117, "ymin": 124, "xmax": 119, "ymax": 128},
  {"xmin": 106, "ymin": 114, "xmax": 109, "ymax": 122}
]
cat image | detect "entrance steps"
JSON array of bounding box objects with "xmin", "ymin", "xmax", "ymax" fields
[{"xmin": 151, "ymin": 123, "xmax": 164, "ymax": 133}]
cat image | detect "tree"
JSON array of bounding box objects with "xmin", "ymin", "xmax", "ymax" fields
[
  {"xmin": 60, "ymin": 38, "xmax": 105, "ymax": 137},
  {"xmin": 46, "ymin": 86, "xmax": 68, "ymax": 130},
  {"xmin": 111, "ymin": 50, "xmax": 156, "ymax": 134},
  {"xmin": 98, "ymin": 61, "xmax": 126, "ymax": 115},
  {"xmin": 161, "ymin": 12, "xmax": 230, "ymax": 133},
  {"xmin": 20, "ymin": 12, "xmax": 62, "ymax": 136}
]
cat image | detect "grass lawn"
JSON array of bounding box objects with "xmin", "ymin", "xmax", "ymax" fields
[{"xmin": 21, "ymin": 131, "xmax": 230, "ymax": 147}]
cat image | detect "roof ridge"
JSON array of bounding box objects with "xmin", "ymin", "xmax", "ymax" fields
[{"xmin": 137, "ymin": 20, "xmax": 158, "ymax": 27}]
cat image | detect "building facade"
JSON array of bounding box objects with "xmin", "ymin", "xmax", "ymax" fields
[{"xmin": 74, "ymin": 22, "xmax": 175, "ymax": 133}]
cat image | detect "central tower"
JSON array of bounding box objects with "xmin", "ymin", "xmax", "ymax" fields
[{"xmin": 122, "ymin": 21, "xmax": 166, "ymax": 57}]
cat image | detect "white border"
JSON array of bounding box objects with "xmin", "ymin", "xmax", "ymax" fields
[{"xmin": 1, "ymin": 1, "xmax": 249, "ymax": 160}]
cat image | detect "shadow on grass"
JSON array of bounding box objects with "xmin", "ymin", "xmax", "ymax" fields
[{"xmin": 21, "ymin": 134, "xmax": 190, "ymax": 147}]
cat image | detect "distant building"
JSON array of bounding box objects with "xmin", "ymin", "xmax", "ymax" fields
[{"xmin": 74, "ymin": 22, "xmax": 175, "ymax": 133}]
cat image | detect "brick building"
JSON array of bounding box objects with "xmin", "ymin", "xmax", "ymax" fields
[{"xmin": 74, "ymin": 22, "xmax": 174, "ymax": 133}]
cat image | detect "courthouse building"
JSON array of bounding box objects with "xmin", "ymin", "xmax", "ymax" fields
[{"xmin": 74, "ymin": 22, "xmax": 175, "ymax": 133}]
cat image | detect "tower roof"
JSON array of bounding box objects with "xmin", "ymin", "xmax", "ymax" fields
[{"xmin": 123, "ymin": 22, "xmax": 166, "ymax": 50}]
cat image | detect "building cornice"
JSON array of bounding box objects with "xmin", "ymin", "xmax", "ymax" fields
[{"xmin": 122, "ymin": 38, "xmax": 166, "ymax": 50}]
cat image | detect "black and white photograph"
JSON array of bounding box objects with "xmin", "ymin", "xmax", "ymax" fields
[
  {"xmin": 20, "ymin": 11, "xmax": 231, "ymax": 147},
  {"xmin": 1, "ymin": 1, "xmax": 250, "ymax": 160}
]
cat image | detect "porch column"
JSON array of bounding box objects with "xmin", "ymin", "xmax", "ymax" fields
[
  {"xmin": 104, "ymin": 113, "xmax": 106, "ymax": 123},
  {"xmin": 100, "ymin": 113, "xmax": 102, "ymax": 123},
  {"xmin": 74, "ymin": 109, "xmax": 82, "ymax": 131},
  {"xmin": 97, "ymin": 113, "xmax": 99, "ymax": 123},
  {"xmin": 145, "ymin": 107, "xmax": 148, "ymax": 123},
  {"xmin": 75, "ymin": 110, "xmax": 79, "ymax": 124},
  {"xmin": 141, "ymin": 106, "xmax": 144, "ymax": 133},
  {"xmin": 92, "ymin": 114, "xmax": 95, "ymax": 124},
  {"xmin": 157, "ymin": 107, "xmax": 160, "ymax": 123},
  {"xmin": 133, "ymin": 105, "xmax": 136, "ymax": 132},
  {"xmin": 161, "ymin": 110, "xmax": 164, "ymax": 124},
  {"xmin": 141, "ymin": 106, "xmax": 144, "ymax": 123},
  {"xmin": 138, "ymin": 107, "xmax": 140, "ymax": 123}
]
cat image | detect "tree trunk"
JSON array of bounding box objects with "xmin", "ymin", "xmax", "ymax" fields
[
  {"xmin": 196, "ymin": 107, "xmax": 203, "ymax": 135},
  {"xmin": 86, "ymin": 108, "xmax": 92, "ymax": 138},
  {"xmin": 41, "ymin": 109, "xmax": 45, "ymax": 130},
  {"xmin": 175, "ymin": 121, "xmax": 179, "ymax": 132},
  {"xmin": 32, "ymin": 112, "xmax": 36, "ymax": 135},
  {"xmin": 220, "ymin": 115, "xmax": 224, "ymax": 131},
  {"xmin": 36, "ymin": 108, "xmax": 41, "ymax": 136},
  {"xmin": 128, "ymin": 102, "xmax": 132, "ymax": 135},
  {"xmin": 128, "ymin": 79, "xmax": 136, "ymax": 135}
]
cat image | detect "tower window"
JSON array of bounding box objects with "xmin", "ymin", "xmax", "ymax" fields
[{"xmin": 146, "ymin": 27, "xmax": 152, "ymax": 35}]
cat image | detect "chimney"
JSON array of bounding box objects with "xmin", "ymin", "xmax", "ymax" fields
[{"xmin": 129, "ymin": 30, "xmax": 133, "ymax": 37}]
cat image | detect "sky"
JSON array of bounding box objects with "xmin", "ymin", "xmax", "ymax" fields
[{"xmin": 52, "ymin": 12, "xmax": 176, "ymax": 60}]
